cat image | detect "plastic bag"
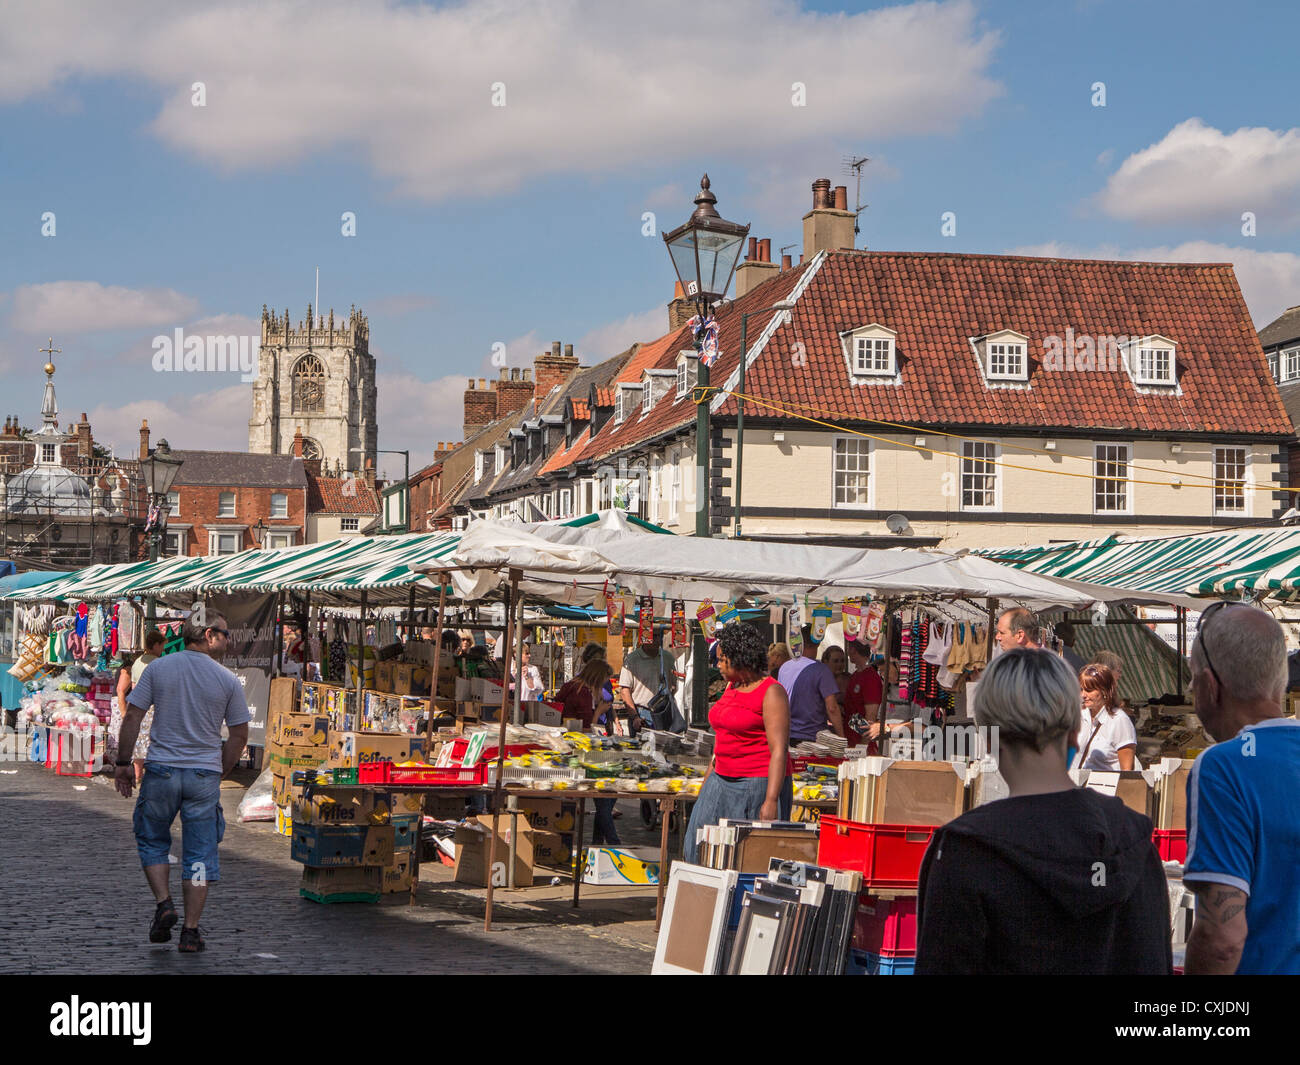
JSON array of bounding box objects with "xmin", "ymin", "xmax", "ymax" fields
[{"xmin": 237, "ymin": 767, "xmax": 277, "ymax": 823}]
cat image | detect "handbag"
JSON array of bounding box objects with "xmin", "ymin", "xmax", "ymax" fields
[{"xmin": 646, "ymin": 653, "xmax": 684, "ymax": 733}]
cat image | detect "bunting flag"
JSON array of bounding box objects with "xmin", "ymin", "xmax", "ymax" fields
[{"xmin": 686, "ymin": 314, "xmax": 720, "ymax": 367}]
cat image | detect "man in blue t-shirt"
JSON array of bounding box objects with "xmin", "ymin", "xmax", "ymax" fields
[
  {"xmin": 777, "ymin": 625, "xmax": 844, "ymax": 743},
  {"xmin": 115, "ymin": 612, "xmax": 250, "ymax": 955},
  {"xmin": 1184, "ymin": 603, "xmax": 1300, "ymax": 975}
]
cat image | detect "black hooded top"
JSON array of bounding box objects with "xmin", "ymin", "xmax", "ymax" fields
[{"xmin": 914, "ymin": 788, "xmax": 1172, "ymax": 975}]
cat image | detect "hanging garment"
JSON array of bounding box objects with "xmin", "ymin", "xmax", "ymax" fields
[
  {"xmin": 921, "ymin": 621, "xmax": 951, "ymax": 667},
  {"xmin": 116, "ymin": 601, "xmax": 136, "ymax": 652},
  {"xmin": 110, "ymin": 604, "xmax": 120, "ymax": 658},
  {"xmin": 88, "ymin": 607, "xmax": 105, "ymax": 651},
  {"xmin": 329, "ymin": 632, "xmax": 348, "ymax": 681},
  {"xmin": 898, "ymin": 611, "xmax": 913, "ymax": 703}
]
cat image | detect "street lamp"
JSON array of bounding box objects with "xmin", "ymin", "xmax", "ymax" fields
[
  {"xmin": 662, "ymin": 173, "xmax": 749, "ymax": 538},
  {"xmin": 352, "ymin": 447, "xmax": 410, "ymax": 534},
  {"xmin": 735, "ymin": 298, "xmax": 796, "ymax": 539},
  {"xmin": 138, "ymin": 438, "xmax": 183, "ymax": 633},
  {"xmin": 663, "ymin": 174, "xmax": 748, "ymax": 726}
]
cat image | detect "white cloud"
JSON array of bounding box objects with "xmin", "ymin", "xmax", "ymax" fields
[
  {"xmin": 1096, "ymin": 118, "xmax": 1300, "ymax": 225},
  {"xmin": 0, "ymin": 0, "xmax": 1002, "ymax": 202},
  {"xmin": 1009, "ymin": 240, "xmax": 1300, "ymax": 328},
  {"xmin": 375, "ymin": 371, "xmax": 466, "ymax": 470},
  {"xmin": 9, "ymin": 281, "xmax": 199, "ymax": 334},
  {"xmin": 85, "ymin": 383, "xmax": 252, "ymax": 458},
  {"xmin": 577, "ymin": 306, "xmax": 668, "ymax": 361}
]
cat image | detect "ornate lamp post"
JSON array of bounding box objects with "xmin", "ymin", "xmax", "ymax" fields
[{"xmin": 138, "ymin": 439, "xmax": 183, "ymax": 633}]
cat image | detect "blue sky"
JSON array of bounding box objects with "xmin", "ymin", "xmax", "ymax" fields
[{"xmin": 2, "ymin": 0, "xmax": 1298, "ymax": 473}]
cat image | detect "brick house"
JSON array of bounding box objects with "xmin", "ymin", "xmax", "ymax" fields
[
  {"xmin": 1257, "ymin": 305, "xmax": 1300, "ymax": 506},
  {"xmin": 305, "ymin": 466, "xmax": 381, "ymax": 540},
  {"xmin": 451, "ymin": 178, "xmax": 1294, "ymax": 549}
]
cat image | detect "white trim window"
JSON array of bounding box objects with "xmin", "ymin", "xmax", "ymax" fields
[
  {"xmin": 642, "ymin": 380, "xmax": 653, "ymax": 414},
  {"xmin": 960, "ymin": 441, "xmax": 999, "ymax": 510},
  {"xmin": 163, "ymin": 530, "xmax": 185, "ymax": 556},
  {"xmin": 1284, "ymin": 347, "xmax": 1300, "ymax": 383},
  {"xmin": 1213, "ymin": 446, "xmax": 1248, "ymax": 515},
  {"xmin": 208, "ymin": 531, "xmax": 240, "ymax": 555},
  {"xmin": 842, "ymin": 325, "xmax": 898, "ymax": 380},
  {"xmin": 166, "ymin": 490, "xmax": 180, "ymax": 516},
  {"xmin": 217, "ymin": 491, "xmax": 236, "ymax": 518},
  {"xmin": 559, "ymin": 487, "xmax": 572, "ymax": 519},
  {"xmin": 474, "ymin": 451, "xmax": 484, "ymax": 482},
  {"xmin": 270, "ymin": 492, "xmax": 288, "ymax": 518},
  {"xmin": 987, "ymin": 340, "xmax": 1027, "ymax": 381},
  {"xmin": 341, "ymin": 516, "xmax": 360, "ymax": 532},
  {"xmin": 1135, "ymin": 344, "xmax": 1175, "ymax": 385},
  {"xmin": 676, "ymin": 353, "xmax": 698, "ymax": 398},
  {"xmin": 40, "ymin": 443, "xmax": 57, "ymax": 463},
  {"xmin": 265, "ymin": 532, "xmax": 294, "ymax": 550},
  {"xmin": 833, "ymin": 437, "xmax": 871, "ymax": 508},
  {"xmin": 1094, "ymin": 444, "xmax": 1131, "ymax": 513},
  {"xmin": 1267, "ymin": 351, "xmax": 1280, "ymax": 382},
  {"xmin": 667, "ymin": 451, "xmax": 681, "ymax": 522}
]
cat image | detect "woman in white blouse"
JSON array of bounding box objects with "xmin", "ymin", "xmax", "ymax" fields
[{"xmin": 1073, "ymin": 663, "xmax": 1137, "ymax": 771}]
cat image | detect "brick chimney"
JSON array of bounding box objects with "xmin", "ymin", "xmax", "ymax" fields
[
  {"xmin": 138, "ymin": 419, "xmax": 150, "ymax": 461},
  {"xmin": 292, "ymin": 427, "xmax": 305, "ymax": 458},
  {"xmin": 667, "ymin": 281, "xmax": 695, "ymax": 332},
  {"xmin": 463, "ymin": 377, "xmax": 497, "ymax": 438},
  {"xmin": 75, "ymin": 412, "xmax": 92, "ymax": 460},
  {"xmin": 364, "ymin": 457, "xmax": 376, "ymax": 489},
  {"xmin": 802, "ymin": 177, "xmax": 856, "ymax": 260},
  {"xmin": 735, "ymin": 235, "xmax": 780, "ymax": 298},
  {"xmin": 495, "ymin": 367, "xmax": 535, "ymax": 420},
  {"xmin": 534, "ymin": 340, "xmax": 580, "ymax": 397}
]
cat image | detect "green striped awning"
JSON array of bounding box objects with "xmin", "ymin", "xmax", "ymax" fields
[{"xmin": 982, "ymin": 527, "xmax": 1300, "ymax": 600}]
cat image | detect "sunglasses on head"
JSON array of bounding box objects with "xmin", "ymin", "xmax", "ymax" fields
[
  {"xmin": 1194, "ymin": 600, "xmax": 1244, "ymax": 689},
  {"xmin": 207, "ymin": 627, "xmax": 230, "ymax": 639}
]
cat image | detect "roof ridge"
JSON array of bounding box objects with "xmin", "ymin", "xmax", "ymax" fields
[{"xmin": 822, "ymin": 248, "xmax": 1237, "ymax": 270}]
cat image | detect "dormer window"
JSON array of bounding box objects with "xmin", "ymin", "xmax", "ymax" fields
[
  {"xmin": 676, "ymin": 352, "xmax": 699, "ymax": 398},
  {"xmin": 642, "ymin": 378, "xmax": 653, "ymax": 414},
  {"xmin": 1126, "ymin": 335, "xmax": 1177, "ymax": 387},
  {"xmin": 841, "ymin": 324, "xmax": 898, "ymax": 379},
  {"xmin": 1282, "ymin": 347, "xmax": 1300, "ymax": 383},
  {"xmin": 615, "ymin": 384, "xmax": 641, "ymax": 425},
  {"xmin": 474, "ymin": 450, "xmax": 485, "ymax": 482},
  {"xmin": 983, "ymin": 330, "xmax": 1029, "ymax": 382}
]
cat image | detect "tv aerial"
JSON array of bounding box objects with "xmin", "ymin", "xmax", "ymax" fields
[{"xmin": 841, "ymin": 155, "xmax": 870, "ymax": 244}]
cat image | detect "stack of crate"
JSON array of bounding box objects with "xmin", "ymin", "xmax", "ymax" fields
[
  {"xmin": 264, "ymin": 678, "xmax": 330, "ymax": 836},
  {"xmin": 291, "ymin": 786, "xmax": 397, "ymax": 903}
]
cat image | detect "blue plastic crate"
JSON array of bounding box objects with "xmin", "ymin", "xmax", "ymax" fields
[
  {"xmin": 860, "ymin": 950, "xmax": 915, "ymax": 975},
  {"xmin": 727, "ymin": 873, "xmax": 760, "ymax": 930}
]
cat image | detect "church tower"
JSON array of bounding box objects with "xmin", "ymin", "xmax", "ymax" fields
[{"xmin": 248, "ymin": 304, "xmax": 377, "ymax": 473}]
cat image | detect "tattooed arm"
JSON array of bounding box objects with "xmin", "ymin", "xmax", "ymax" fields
[{"xmin": 1184, "ymin": 883, "xmax": 1248, "ymax": 975}]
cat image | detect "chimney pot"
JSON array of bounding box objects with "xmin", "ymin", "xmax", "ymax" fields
[
  {"xmin": 522, "ymin": 368, "xmax": 532, "ymax": 381},
  {"xmin": 551, "ymin": 341, "xmax": 561, "ymax": 357},
  {"xmin": 812, "ymin": 177, "xmax": 832, "ymax": 210},
  {"xmin": 479, "ymin": 378, "xmax": 487, "ymax": 389},
  {"xmin": 833, "ymin": 185, "xmax": 848, "ymax": 211},
  {"xmin": 747, "ymin": 236, "xmax": 758, "ymax": 260},
  {"xmin": 781, "ymin": 253, "xmax": 792, "ymax": 270},
  {"xmin": 564, "ymin": 343, "xmax": 573, "ymax": 358},
  {"xmin": 760, "ymin": 238, "xmax": 772, "ymax": 262},
  {"xmin": 467, "ymin": 378, "xmax": 475, "ymax": 389},
  {"xmin": 673, "ymin": 281, "xmax": 685, "ymax": 299}
]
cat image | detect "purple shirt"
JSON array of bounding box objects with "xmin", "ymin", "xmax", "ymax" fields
[{"xmin": 777, "ymin": 656, "xmax": 839, "ymax": 741}]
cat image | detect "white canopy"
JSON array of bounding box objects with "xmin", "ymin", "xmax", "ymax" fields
[{"xmin": 439, "ymin": 519, "xmax": 1098, "ymax": 611}]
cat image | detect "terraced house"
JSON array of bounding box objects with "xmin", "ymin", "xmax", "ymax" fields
[{"xmin": 448, "ymin": 181, "xmax": 1293, "ymax": 549}]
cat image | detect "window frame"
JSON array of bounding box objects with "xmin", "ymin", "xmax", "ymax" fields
[
  {"xmin": 960, "ymin": 441, "xmax": 1000, "ymax": 512},
  {"xmin": 832, "ymin": 436, "xmax": 872, "ymax": 510},
  {"xmin": 1093, "ymin": 443, "xmax": 1132, "ymax": 515},
  {"xmin": 676, "ymin": 354, "xmax": 698, "ymax": 398},
  {"xmin": 841, "ymin": 325, "xmax": 898, "ymax": 380},
  {"xmin": 1134, "ymin": 344, "xmax": 1175, "ymax": 386},
  {"xmin": 40, "ymin": 443, "xmax": 57, "ymax": 464},
  {"xmin": 986, "ymin": 340, "xmax": 1027, "ymax": 382},
  {"xmin": 340, "ymin": 516, "xmax": 360, "ymax": 533},
  {"xmin": 217, "ymin": 491, "xmax": 236, "ymax": 518},
  {"xmin": 270, "ymin": 492, "xmax": 288, "ymax": 519},
  {"xmin": 1283, "ymin": 347, "xmax": 1300, "ymax": 383},
  {"xmin": 208, "ymin": 531, "xmax": 241, "ymax": 555},
  {"xmin": 1212, "ymin": 445, "xmax": 1249, "ymax": 516},
  {"xmin": 166, "ymin": 490, "xmax": 180, "ymax": 516}
]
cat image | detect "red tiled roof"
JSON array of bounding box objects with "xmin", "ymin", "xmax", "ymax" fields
[
  {"xmin": 570, "ymin": 398, "xmax": 590, "ymax": 420},
  {"xmin": 594, "ymin": 387, "xmax": 615, "ymax": 407},
  {"xmin": 710, "ymin": 251, "xmax": 1291, "ymax": 436},
  {"xmin": 539, "ymin": 426, "xmax": 590, "ymax": 476},
  {"xmin": 306, "ymin": 472, "xmax": 382, "ymax": 514}
]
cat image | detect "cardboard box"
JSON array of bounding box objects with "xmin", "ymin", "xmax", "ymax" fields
[
  {"xmin": 381, "ymin": 852, "xmax": 413, "ymax": 894},
  {"xmin": 582, "ymin": 846, "xmax": 660, "ymax": 886},
  {"xmin": 839, "ymin": 758, "xmax": 967, "ymax": 826},
  {"xmin": 385, "ymin": 790, "xmax": 428, "ymax": 818},
  {"xmin": 271, "ymin": 773, "xmax": 303, "ymax": 807},
  {"xmin": 269, "ymin": 744, "xmax": 331, "ymax": 771},
  {"xmin": 522, "ymin": 798, "xmax": 578, "ymax": 833},
  {"xmin": 525, "ymin": 702, "xmax": 563, "ymax": 727},
  {"xmin": 269, "ymin": 676, "xmax": 298, "ymax": 719},
  {"xmin": 300, "ymin": 865, "xmax": 382, "ymax": 900},
  {"xmin": 1154, "ymin": 758, "xmax": 1193, "ymax": 830},
  {"xmin": 291, "ymin": 823, "xmax": 396, "ymax": 868},
  {"xmin": 472, "ymin": 677, "xmax": 504, "ymax": 705},
  {"xmin": 374, "ymin": 660, "xmax": 396, "ymax": 693},
  {"xmin": 1075, "ymin": 769, "xmax": 1158, "ymax": 819},
  {"xmin": 393, "ymin": 663, "xmax": 432, "ymax": 697},
  {"xmin": 275, "ymin": 714, "xmax": 330, "ymax": 746},
  {"xmin": 391, "ymin": 815, "xmax": 419, "ymax": 853},
  {"xmin": 422, "ymin": 793, "xmax": 468, "ymax": 821},
  {"xmin": 453, "ymin": 815, "xmax": 534, "ymax": 887},
  {"xmin": 533, "ymin": 830, "xmax": 573, "ymax": 868},
  {"xmin": 275, "ymin": 804, "xmax": 293, "ymax": 837},
  {"xmin": 327, "ymin": 730, "xmax": 425, "ymax": 769},
  {"xmin": 292, "ymin": 786, "xmax": 389, "ymax": 827}
]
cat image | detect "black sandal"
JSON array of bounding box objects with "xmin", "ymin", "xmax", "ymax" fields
[{"xmin": 149, "ymin": 898, "xmax": 177, "ymax": 943}]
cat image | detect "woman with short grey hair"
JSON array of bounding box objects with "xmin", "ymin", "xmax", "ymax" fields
[{"xmin": 915, "ymin": 648, "xmax": 1170, "ymax": 974}]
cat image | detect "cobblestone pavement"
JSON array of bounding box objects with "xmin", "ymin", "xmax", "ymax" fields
[{"xmin": 0, "ymin": 763, "xmax": 658, "ymax": 974}]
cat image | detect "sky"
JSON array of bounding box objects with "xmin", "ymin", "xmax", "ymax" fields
[{"xmin": 2, "ymin": 0, "xmax": 1299, "ymax": 476}]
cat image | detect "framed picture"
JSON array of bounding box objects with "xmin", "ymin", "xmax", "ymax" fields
[{"xmin": 652, "ymin": 863, "xmax": 738, "ymax": 975}]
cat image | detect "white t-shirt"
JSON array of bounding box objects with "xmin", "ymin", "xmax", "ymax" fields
[{"xmin": 1074, "ymin": 707, "xmax": 1138, "ymax": 771}]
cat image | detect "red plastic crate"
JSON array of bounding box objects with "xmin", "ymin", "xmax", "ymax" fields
[
  {"xmin": 358, "ymin": 761, "xmax": 495, "ymax": 786},
  {"xmin": 852, "ymin": 895, "xmax": 917, "ymax": 956},
  {"xmin": 817, "ymin": 817, "xmax": 936, "ymax": 890},
  {"xmin": 447, "ymin": 738, "xmax": 539, "ymax": 766},
  {"xmin": 1153, "ymin": 829, "xmax": 1187, "ymax": 863}
]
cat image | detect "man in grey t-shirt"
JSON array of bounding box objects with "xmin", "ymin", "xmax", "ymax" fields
[{"xmin": 116, "ymin": 611, "xmax": 249, "ymax": 954}]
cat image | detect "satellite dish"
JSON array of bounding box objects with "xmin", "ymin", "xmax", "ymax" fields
[{"xmin": 885, "ymin": 513, "xmax": 910, "ymax": 535}]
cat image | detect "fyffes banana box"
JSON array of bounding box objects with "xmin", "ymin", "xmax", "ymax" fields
[
  {"xmin": 292, "ymin": 785, "xmax": 391, "ymax": 827},
  {"xmin": 276, "ymin": 713, "xmax": 330, "ymax": 746}
]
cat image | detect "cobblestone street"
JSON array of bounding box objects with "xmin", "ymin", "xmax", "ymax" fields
[{"xmin": 0, "ymin": 764, "xmax": 657, "ymax": 975}]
